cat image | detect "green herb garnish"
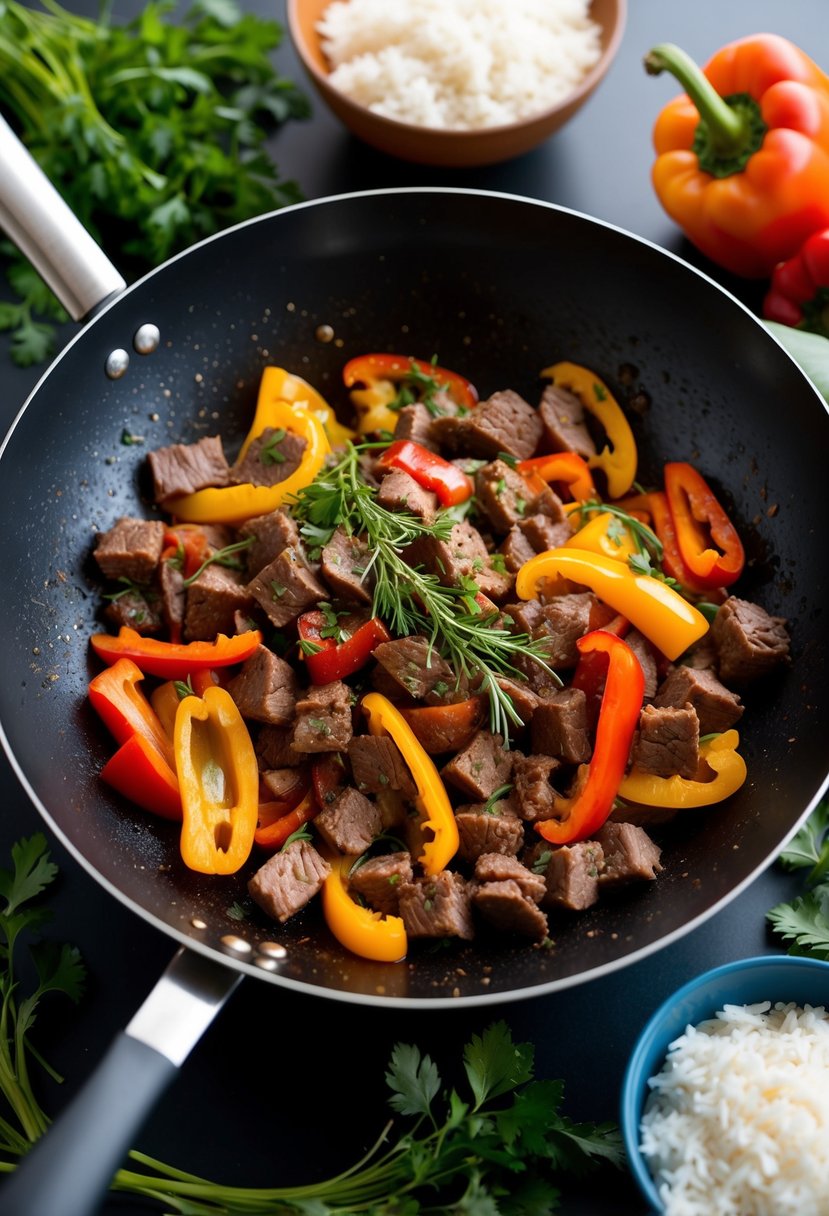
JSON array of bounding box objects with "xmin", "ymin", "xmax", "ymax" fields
[
  {"xmin": 180, "ymin": 537, "xmax": 254, "ymax": 588},
  {"xmin": 768, "ymin": 799, "xmax": 829, "ymax": 958},
  {"xmin": 259, "ymin": 428, "xmax": 287, "ymax": 466}
]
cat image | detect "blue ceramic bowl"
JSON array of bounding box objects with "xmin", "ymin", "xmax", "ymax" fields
[{"xmin": 620, "ymin": 954, "xmax": 829, "ymax": 1212}]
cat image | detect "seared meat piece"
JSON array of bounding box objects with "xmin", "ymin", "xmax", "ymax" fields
[
  {"xmin": 472, "ymin": 880, "xmax": 549, "ymax": 940},
  {"xmin": 654, "ymin": 665, "xmax": 743, "ymax": 735},
  {"xmin": 405, "ymin": 521, "xmax": 513, "ymax": 600},
  {"xmin": 526, "ymin": 840, "xmax": 604, "ymax": 911},
  {"xmin": 159, "ymin": 559, "xmax": 185, "ymax": 638},
  {"xmin": 625, "ymin": 629, "xmax": 659, "ymax": 700},
  {"xmin": 376, "ymin": 469, "xmax": 438, "ymax": 523},
  {"xmin": 711, "ymin": 596, "xmax": 790, "ymax": 684},
  {"xmin": 431, "ymin": 390, "xmax": 542, "ymax": 461},
  {"xmin": 398, "ymin": 871, "xmax": 474, "ymax": 940},
  {"xmin": 595, "ymin": 821, "xmax": 662, "ymax": 884},
  {"xmin": 239, "ymin": 509, "xmax": 300, "ymax": 578},
  {"xmin": 530, "ymin": 592, "xmax": 596, "ymax": 668},
  {"xmin": 475, "ymin": 460, "xmax": 539, "ymax": 532},
  {"xmin": 495, "ymin": 677, "xmax": 540, "ymax": 725},
  {"xmin": 441, "ymin": 730, "xmax": 512, "ymax": 801},
  {"xmin": 225, "ymin": 644, "xmax": 298, "ymax": 726},
  {"xmin": 455, "ymin": 804, "xmax": 525, "ymax": 863},
  {"xmin": 500, "ymin": 526, "xmax": 536, "ymax": 573},
  {"xmin": 247, "ymin": 839, "xmax": 329, "ymax": 923},
  {"xmin": 104, "ymin": 587, "xmax": 162, "ymax": 634},
  {"xmin": 231, "ymin": 427, "xmax": 307, "ymax": 487},
  {"xmin": 474, "ymin": 853, "xmax": 545, "ymax": 902},
  {"xmin": 314, "ymin": 786, "xmax": 382, "ymax": 855},
  {"xmin": 94, "ymin": 517, "xmax": 165, "ymax": 583},
  {"xmin": 393, "ymin": 402, "xmax": 438, "ymax": 451},
  {"xmin": 256, "ymin": 723, "xmax": 304, "ymax": 769},
  {"xmin": 148, "ymin": 435, "xmax": 230, "ymax": 505},
  {"xmin": 682, "ymin": 633, "xmax": 719, "ymax": 672},
  {"xmin": 372, "ymin": 636, "xmax": 458, "ymax": 701},
  {"xmin": 320, "ymin": 528, "xmax": 374, "ymax": 603},
  {"xmin": 519, "ymin": 513, "xmax": 571, "ymax": 550},
  {"xmin": 630, "ymin": 704, "xmax": 699, "ymax": 779},
  {"xmin": 348, "ymin": 852, "xmax": 413, "ymax": 916},
  {"xmin": 261, "ymin": 767, "xmax": 306, "ymax": 801},
  {"xmin": 530, "ymin": 688, "xmax": 592, "ymax": 764},
  {"xmin": 292, "ymin": 680, "xmax": 353, "ymax": 753},
  {"xmin": 538, "ymin": 383, "xmax": 596, "ymax": 459},
  {"xmin": 247, "ymin": 545, "xmax": 327, "ymax": 627},
  {"xmin": 511, "ymin": 753, "xmax": 563, "ymax": 822},
  {"xmin": 184, "ymin": 565, "xmax": 255, "ymax": 641},
  {"xmin": 347, "ymin": 735, "xmax": 416, "ymax": 797}
]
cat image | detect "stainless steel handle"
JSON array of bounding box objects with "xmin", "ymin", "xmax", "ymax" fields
[{"xmin": 0, "ymin": 113, "xmax": 126, "ymax": 319}]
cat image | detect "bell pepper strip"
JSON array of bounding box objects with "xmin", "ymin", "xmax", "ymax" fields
[
  {"xmin": 311, "ymin": 752, "xmax": 348, "ymax": 807},
  {"xmin": 297, "ymin": 612, "xmax": 392, "ymax": 685},
  {"xmin": 618, "ymin": 729, "xmax": 747, "ymax": 807},
  {"xmin": 88, "ymin": 658, "xmax": 175, "ymax": 769},
  {"xmin": 150, "ymin": 679, "xmax": 181, "ymax": 740},
  {"xmin": 375, "ymin": 439, "xmax": 474, "ymax": 507},
  {"xmin": 254, "ymin": 789, "xmax": 319, "ymax": 851},
  {"xmin": 399, "ymin": 697, "xmax": 485, "ymax": 756},
  {"xmin": 571, "ymin": 614, "xmax": 630, "ymax": 728},
  {"xmin": 90, "ymin": 627, "xmax": 262, "ymax": 680},
  {"xmin": 646, "ymin": 489, "xmax": 715, "ymax": 595},
  {"xmin": 321, "ymin": 848, "xmax": 407, "ymax": 963},
  {"xmin": 541, "ymin": 363, "xmax": 637, "ymax": 498},
  {"xmin": 174, "ymin": 685, "xmax": 259, "ymax": 875},
  {"xmin": 646, "ymin": 37, "xmax": 829, "ymax": 279},
  {"xmin": 344, "ymin": 354, "xmax": 478, "ymax": 413},
  {"xmin": 252, "ymin": 365, "xmax": 355, "ymax": 448},
  {"xmin": 536, "ymin": 631, "xmax": 645, "ymax": 845},
  {"xmin": 161, "ymin": 525, "xmax": 211, "ymax": 580},
  {"xmin": 100, "ymin": 733, "xmax": 181, "ymax": 822},
  {"xmin": 763, "ymin": 227, "xmax": 829, "ymax": 337},
  {"xmin": 516, "ymin": 452, "xmax": 597, "ymax": 502},
  {"xmin": 664, "ymin": 462, "xmax": 745, "ymax": 589},
  {"xmin": 565, "ymin": 510, "xmax": 640, "ymax": 563},
  {"xmin": 361, "ymin": 692, "xmax": 459, "ymax": 875},
  {"xmin": 166, "ymin": 403, "xmax": 330, "ymax": 525},
  {"xmin": 515, "ymin": 548, "xmax": 709, "ymax": 661}
]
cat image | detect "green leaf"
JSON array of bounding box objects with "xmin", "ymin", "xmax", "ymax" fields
[
  {"xmin": 10, "ymin": 320, "xmax": 56, "ymax": 367},
  {"xmin": 31, "ymin": 940, "xmax": 86, "ymax": 1003},
  {"xmin": 498, "ymin": 1175, "xmax": 561, "ymax": 1216},
  {"xmin": 386, "ymin": 1041, "xmax": 441, "ymax": 1118},
  {"xmin": 464, "ymin": 1022, "xmax": 534, "ymax": 1109},
  {"xmin": 764, "ymin": 322, "xmax": 829, "ymax": 404},
  {"xmin": 779, "ymin": 800, "xmax": 829, "ymax": 884},
  {"xmin": 497, "ymin": 1080, "xmax": 565, "ymax": 1156},
  {"xmin": 767, "ymin": 887, "xmax": 829, "ymax": 960},
  {"xmin": 0, "ymin": 834, "xmax": 57, "ymax": 917}
]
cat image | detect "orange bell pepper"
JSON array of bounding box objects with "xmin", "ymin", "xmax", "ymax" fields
[
  {"xmin": 90, "ymin": 627, "xmax": 261, "ymax": 680},
  {"xmin": 254, "ymin": 789, "xmax": 320, "ymax": 852},
  {"xmin": 516, "ymin": 452, "xmax": 597, "ymax": 502},
  {"xmin": 646, "ymin": 36, "xmax": 829, "ymax": 279},
  {"xmin": 100, "ymin": 733, "xmax": 181, "ymax": 821},
  {"xmin": 664, "ymin": 463, "xmax": 745, "ymax": 589},
  {"xmin": 89, "ymin": 658, "xmax": 175, "ymax": 769},
  {"xmin": 321, "ymin": 849, "xmax": 407, "ymax": 963}
]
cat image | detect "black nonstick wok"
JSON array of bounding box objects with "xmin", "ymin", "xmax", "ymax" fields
[{"xmin": 0, "ymin": 112, "xmax": 828, "ymax": 1214}]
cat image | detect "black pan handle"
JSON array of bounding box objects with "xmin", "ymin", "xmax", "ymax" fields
[
  {"xmin": 0, "ymin": 113, "xmax": 126, "ymax": 319},
  {"xmin": 0, "ymin": 947, "xmax": 241, "ymax": 1216}
]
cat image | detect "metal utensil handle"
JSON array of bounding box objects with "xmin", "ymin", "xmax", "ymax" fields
[{"xmin": 0, "ymin": 114, "xmax": 126, "ymax": 319}]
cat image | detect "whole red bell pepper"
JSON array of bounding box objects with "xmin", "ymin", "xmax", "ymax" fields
[
  {"xmin": 100, "ymin": 733, "xmax": 181, "ymax": 821},
  {"xmin": 763, "ymin": 227, "xmax": 829, "ymax": 336},
  {"xmin": 663, "ymin": 463, "xmax": 745, "ymax": 590},
  {"xmin": 297, "ymin": 611, "xmax": 391, "ymax": 685},
  {"xmin": 376, "ymin": 439, "xmax": 474, "ymax": 507},
  {"xmin": 646, "ymin": 36, "xmax": 829, "ymax": 278},
  {"xmin": 90, "ymin": 626, "xmax": 262, "ymax": 679},
  {"xmin": 343, "ymin": 354, "xmax": 478, "ymax": 413}
]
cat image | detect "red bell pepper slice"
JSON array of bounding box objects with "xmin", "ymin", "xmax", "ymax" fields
[
  {"xmin": 297, "ymin": 612, "xmax": 391, "ymax": 685},
  {"xmin": 376, "ymin": 439, "xmax": 474, "ymax": 507},
  {"xmin": 517, "ymin": 452, "xmax": 597, "ymax": 502},
  {"xmin": 537, "ymin": 630, "xmax": 644, "ymax": 845},
  {"xmin": 311, "ymin": 752, "xmax": 348, "ymax": 807},
  {"xmin": 90, "ymin": 627, "xmax": 262, "ymax": 679},
  {"xmin": 254, "ymin": 789, "xmax": 319, "ymax": 851},
  {"xmin": 88, "ymin": 658, "xmax": 175, "ymax": 769},
  {"xmin": 571, "ymin": 614, "xmax": 630, "ymax": 729},
  {"xmin": 646, "ymin": 490, "xmax": 713, "ymax": 596},
  {"xmin": 342, "ymin": 354, "xmax": 478, "ymax": 412},
  {"xmin": 161, "ymin": 525, "xmax": 211, "ymax": 580},
  {"xmin": 100, "ymin": 733, "xmax": 181, "ymax": 821},
  {"xmin": 664, "ymin": 463, "xmax": 745, "ymax": 590}
]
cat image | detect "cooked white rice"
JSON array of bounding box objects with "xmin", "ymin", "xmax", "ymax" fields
[
  {"xmin": 640, "ymin": 1001, "xmax": 829, "ymax": 1216},
  {"xmin": 317, "ymin": 0, "xmax": 603, "ymax": 131}
]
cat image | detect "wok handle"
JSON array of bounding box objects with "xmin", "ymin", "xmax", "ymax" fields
[
  {"xmin": 1, "ymin": 946, "xmax": 241, "ymax": 1216},
  {"xmin": 0, "ymin": 114, "xmax": 126, "ymax": 320}
]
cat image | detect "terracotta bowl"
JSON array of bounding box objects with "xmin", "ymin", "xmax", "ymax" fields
[{"xmin": 287, "ymin": 0, "xmax": 627, "ymax": 167}]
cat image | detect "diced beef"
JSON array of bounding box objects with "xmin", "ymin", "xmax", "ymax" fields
[
  {"xmin": 455, "ymin": 805, "xmax": 525, "ymax": 863},
  {"xmin": 247, "ymin": 546, "xmax": 327, "ymax": 627},
  {"xmin": 475, "ymin": 460, "xmax": 539, "ymax": 532},
  {"xmin": 398, "ymin": 871, "xmax": 474, "ymax": 940},
  {"xmin": 654, "ymin": 665, "xmax": 743, "ymax": 735},
  {"xmin": 247, "ymin": 840, "xmax": 329, "ymax": 923},
  {"xmin": 256, "ymin": 724, "xmax": 304, "ymax": 769},
  {"xmin": 372, "ymin": 636, "xmax": 458, "ymax": 701},
  {"xmin": 94, "ymin": 517, "xmax": 165, "ymax": 583},
  {"xmin": 441, "ymin": 730, "xmax": 512, "ymax": 801},
  {"xmin": 530, "ymin": 688, "xmax": 592, "ymax": 764},
  {"xmin": 495, "ymin": 678, "xmax": 540, "ymax": 725},
  {"xmin": 393, "ymin": 402, "xmax": 438, "ymax": 451},
  {"xmin": 104, "ymin": 587, "xmax": 163, "ymax": 634},
  {"xmin": 474, "ymin": 853, "xmax": 545, "ymax": 902},
  {"xmin": 538, "ymin": 383, "xmax": 596, "ymax": 459},
  {"xmin": 347, "ymin": 735, "xmax": 417, "ymax": 797},
  {"xmin": 159, "ymin": 558, "xmax": 185, "ymax": 637},
  {"xmin": 531, "ymin": 592, "xmax": 596, "ymax": 668},
  {"xmin": 500, "ymin": 526, "xmax": 537, "ymax": 573},
  {"xmin": 595, "ymin": 821, "xmax": 662, "ymax": 885},
  {"xmin": 348, "ymin": 852, "xmax": 413, "ymax": 916},
  {"xmin": 292, "ymin": 680, "xmax": 353, "ymax": 753},
  {"xmin": 314, "ymin": 786, "xmax": 382, "ymax": 855},
  {"xmin": 239, "ymin": 510, "xmax": 300, "ymax": 578},
  {"xmin": 376, "ymin": 469, "xmax": 439, "ymax": 523},
  {"xmin": 711, "ymin": 596, "xmax": 791, "ymax": 684},
  {"xmin": 527, "ymin": 840, "xmax": 604, "ymax": 911},
  {"xmin": 519, "ymin": 513, "xmax": 571, "ymax": 550},
  {"xmin": 230, "ymin": 427, "xmax": 307, "ymax": 486},
  {"xmin": 184, "ymin": 565, "xmax": 255, "ymax": 641},
  {"xmin": 405, "ymin": 521, "xmax": 513, "ymax": 600},
  {"xmin": 261, "ymin": 768, "xmax": 306, "ymax": 801},
  {"xmin": 472, "ymin": 879, "xmax": 549, "ymax": 939},
  {"xmin": 225, "ymin": 644, "xmax": 298, "ymax": 726},
  {"xmin": 148, "ymin": 435, "xmax": 230, "ymax": 505},
  {"xmin": 511, "ymin": 753, "xmax": 564, "ymax": 822},
  {"xmin": 630, "ymin": 704, "xmax": 699, "ymax": 779},
  {"xmin": 682, "ymin": 633, "xmax": 719, "ymax": 672},
  {"xmin": 431, "ymin": 390, "xmax": 542, "ymax": 461},
  {"xmin": 320, "ymin": 528, "xmax": 374, "ymax": 603},
  {"xmin": 625, "ymin": 629, "xmax": 659, "ymax": 700}
]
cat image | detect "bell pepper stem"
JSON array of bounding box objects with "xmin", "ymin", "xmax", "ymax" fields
[{"xmin": 645, "ymin": 43, "xmax": 748, "ymax": 157}]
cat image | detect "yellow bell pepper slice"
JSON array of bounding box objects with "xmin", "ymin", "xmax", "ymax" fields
[
  {"xmin": 515, "ymin": 547, "xmax": 708, "ymax": 661},
  {"xmin": 167, "ymin": 402, "xmax": 330, "ymax": 526},
  {"xmin": 542, "ymin": 361, "xmax": 637, "ymax": 499},
  {"xmin": 361, "ymin": 692, "xmax": 459, "ymax": 875},
  {"xmin": 565, "ymin": 510, "xmax": 639, "ymax": 562},
  {"xmin": 321, "ymin": 850, "xmax": 407, "ymax": 963},
  {"xmin": 618, "ymin": 730, "xmax": 747, "ymax": 807},
  {"xmin": 251, "ymin": 366, "xmax": 355, "ymax": 450},
  {"xmin": 350, "ymin": 380, "xmax": 400, "ymax": 436},
  {"xmin": 174, "ymin": 685, "xmax": 259, "ymax": 875}
]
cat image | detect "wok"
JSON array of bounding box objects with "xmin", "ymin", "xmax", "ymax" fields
[{"xmin": 0, "ymin": 113, "xmax": 827, "ymax": 1213}]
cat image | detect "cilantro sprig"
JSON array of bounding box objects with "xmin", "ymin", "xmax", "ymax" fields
[{"xmin": 767, "ymin": 798, "xmax": 829, "ymax": 958}]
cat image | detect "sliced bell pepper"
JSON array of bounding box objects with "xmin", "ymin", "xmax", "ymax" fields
[
  {"xmin": 88, "ymin": 658, "xmax": 175, "ymax": 769},
  {"xmin": 376, "ymin": 439, "xmax": 474, "ymax": 507},
  {"xmin": 571, "ymin": 613, "xmax": 630, "ymax": 728},
  {"xmin": 645, "ymin": 489, "xmax": 713, "ymax": 595},
  {"xmin": 100, "ymin": 733, "xmax": 181, "ymax": 821},
  {"xmin": 537, "ymin": 631, "xmax": 645, "ymax": 845},
  {"xmin": 174, "ymin": 685, "xmax": 259, "ymax": 875},
  {"xmin": 311, "ymin": 752, "xmax": 348, "ymax": 807},
  {"xmin": 167, "ymin": 403, "xmax": 330, "ymax": 525},
  {"xmin": 565, "ymin": 510, "xmax": 640, "ymax": 563},
  {"xmin": 618, "ymin": 729, "xmax": 747, "ymax": 807},
  {"xmin": 361, "ymin": 692, "xmax": 459, "ymax": 875},
  {"xmin": 344, "ymin": 353, "xmax": 477, "ymax": 411},
  {"xmin": 151, "ymin": 679, "xmax": 181, "ymax": 740},
  {"xmin": 664, "ymin": 462, "xmax": 745, "ymax": 589},
  {"xmin": 255, "ymin": 789, "xmax": 320, "ymax": 851},
  {"xmin": 254, "ymin": 365, "xmax": 355, "ymax": 448},
  {"xmin": 297, "ymin": 612, "xmax": 391, "ymax": 685},
  {"xmin": 515, "ymin": 547, "xmax": 709, "ymax": 661},
  {"xmin": 399, "ymin": 697, "xmax": 485, "ymax": 755},
  {"xmin": 91, "ymin": 627, "xmax": 261, "ymax": 680},
  {"xmin": 161, "ymin": 525, "xmax": 211, "ymax": 580},
  {"xmin": 321, "ymin": 848, "xmax": 407, "ymax": 963},
  {"xmin": 541, "ymin": 362, "xmax": 637, "ymax": 499},
  {"xmin": 516, "ymin": 452, "xmax": 597, "ymax": 502}
]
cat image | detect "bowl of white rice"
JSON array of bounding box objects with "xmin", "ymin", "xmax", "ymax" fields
[
  {"xmin": 287, "ymin": 0, "xmax": 626, "ymax": 166},
  {"xmin": 620, "ymin": 954, "xmax": 829, "ymax": 1216}
]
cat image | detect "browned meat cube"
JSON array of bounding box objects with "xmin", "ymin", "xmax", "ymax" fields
[
  {"xmin": 231, "ymin": 427, "xmax": 307, "ymax": 487},
  {"xmin": 348, "ymin": 852, "xmax": 413, "ymax": 916},
  {"xmin": 256, "ymin": 723, "xmax": 304, "ymax": 769},
  {"xmin": 104, "ymin": 587, "xmax": 163, "ymax": 635},
  {"xmin": 538, "ymin": 383, "xmax": 596, "ymax": 460},
  {"xmin": 530, "ymin": 688, "xmax": 592, "ymax": 764},
  {"xmin": 239, "ymin": 509, "xmax": 300, "ymax": 578},
  {"xmin": 441, "ymin": 730, "xmax": 512, "ymax": 801},
  {"xmin": 261, "ymin": 768, "xmax": 306, "ymax": 800},
  {"xmin": 595, "ymin": 821, "xmax": 662, "ymax": 885},
  {"xmin": 292, "ymin": 681, "xmax": 353, "ymax": 753},
  {"xmin": 630, "ymin": 704, "xmax": 699, "ymax": 779},
  {"xmin": 432, "ymin": 390, "xmax": 542, "ymax": 461},
  {"xmin": 376, "ymin": 469, "xmax": 439, "ymax": 523},
  {"xmin": 94, "ymin": 517, "xmax": 165, "ymax": 583},
  {"xmin": 511, "ymin": 752, "xmax": 563, "ymax": 822},
  {"xmin": 528, "ymin": 840, "xmax": 604, "ymax": 910},
  {"xmin": 247, "ymin": 546, "xmax": 327, "ymax": 627},
  {"xmin": 654, "ymin": 665, "xmax": 743, "ymax": 735},
  {"xmin": 711, "ymin": 596, "xmax": 790, "ymax": 684},
  {"xmin": 500, "ymin": 526, "xmax": 536, "ymax": 573},
  {"xmin": 625, "ymin": 629, "xmax": 659, "ymax": 700},
  {"xmin": 314, "ymin": 787, "xmax": 382, "ymax": 856},
  {"xmin": 225, "ymin": 645, "xmax": 298, "ymax": 726},
  {"xmin": 533, "ymin": 592, "xmax": 596, "ymax": 668},
  {"xmin": 347, "ymin": 735, "xmax": 416, "ymax": 797},
  {"xmin": 393, "ymin": 402, "xmax": 438, "ymax": 451},
  {"xmin": 472, "ymin": 879, "xmax": 549, "ymax": 940},
  {"xmin": 398, "ymin": 872, "xmax": 474, "ymax": 940},
  {"xmin": 320, "ymin": 528, "xmax": 374, "ymax": 603},
  {"xmin": 474, "ymin": 460, "xmax": 538, "ymax": 533},
  {"xmin": 519, "ymin": 514, "xmax": 571, "ymax": 551},
  {"xmin": 159, "ymin": 559, "xmax": 185, "ymax": 637},
  {"xmin": 474, "ymin": 853, "xmax": 545, "ymax": 903},
  {"xmin": 184, "ymin": 565, "xmax": 254, "ymax": 641},
  {"xmin": 148, "ymin": 435, "xmax": 230, "ymax": 505},
  {"xmin": 405, "ymin": 521, "xmax": 513, "ymax": 600},
  {"xmin": 495, "ymin": 678, "xmax": 540, "ymax": 726},
  {"xmin": 247, "ymin": 840, "xmax": 329, "ymax": 923},
  {"xmin": 372, "ymin": 636, "xmax": 458, "ymax": 701},
  {"xmin": 455, "ymin": 805, "xmax": 525, "ymax": 863}
]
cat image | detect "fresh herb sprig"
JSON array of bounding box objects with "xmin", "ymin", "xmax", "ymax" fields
[{"xmin": 767, "ymin": 798, "xmax": 829, "ymax": 958}]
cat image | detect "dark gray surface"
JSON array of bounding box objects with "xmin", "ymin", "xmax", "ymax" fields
[{"xmin": 0, "ymin": 1, "xmax": 823, "ymax": 1212}]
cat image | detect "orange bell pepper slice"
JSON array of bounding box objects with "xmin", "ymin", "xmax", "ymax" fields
[
  {"xmin": 90, "ymin": 627, "xmax": 261, "ymax": 680},
  {"xmin": 321, "ymin": 849, "xmax": 407, "ymax": 963},
  {"xmin": 100, "ymin": 733, "xmax": 181, "ymax": 822},
  {"xmin": 664, "ymin": 462, "xmax": 745, "ymax": 589},
  {"xmin": 517, "ymin": 452, "xmax": 597, "ymax": 502},
  {"xmin": 88, "ymin": 658, "xmax": 175, "ymax": 769}
]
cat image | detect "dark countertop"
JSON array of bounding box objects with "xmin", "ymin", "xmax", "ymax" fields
[{"xmin": 0, "ymin": 1, "xmax": 823, "ymax": 1212}]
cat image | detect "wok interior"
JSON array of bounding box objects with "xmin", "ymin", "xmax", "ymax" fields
[{"xmin": 0, "ymin": 190, "xmax": 825, "ymax": 1002}]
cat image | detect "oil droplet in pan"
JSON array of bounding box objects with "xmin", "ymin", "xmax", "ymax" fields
[{"xmin": 315, "ymin": 324, "xmax": 335, "ymax": 343}]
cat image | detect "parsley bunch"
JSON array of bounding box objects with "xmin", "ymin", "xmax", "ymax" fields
[
  {"xmin": 767, "ymin": 798, "xmax": 829, "ymax": 958},
  {"xmin": 0, "ymin": 0, "xmax": 308, "ymax": 366}
]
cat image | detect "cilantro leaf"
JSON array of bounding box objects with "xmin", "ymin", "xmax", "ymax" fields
[
  {"xmin": 386, "ymin": 1041, "xmax": 441, "ymax": 1118},
  {"xmin": 767, "ymin": 889, "xmax": 829, "ymax": 960},
  {"xmin": 0, "ymin": 834, "xmax": 58, "ymax": 917},
  {"xmin": 464, "ymin": 1021, "xmax": 534, "ymax": 1109},
  {"xmin": 779, "ymin": 800, "xmax": 829, "ymax": 884}
]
